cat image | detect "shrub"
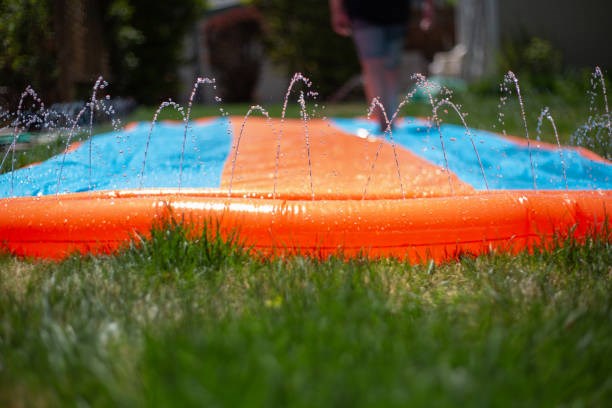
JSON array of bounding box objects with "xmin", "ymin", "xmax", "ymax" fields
[
  {"xmin": 252, "ymin": 0, "xmax": 360, "ymax": 99},
  {"xmin": 0, "ymin": 0, "xmax": 56, "ymax": 107},
  {"xmin": 499, "ymin": 36, "xmax": 563, "ymax": 91},
  {"xmin": 0, "ymin": 0, "xmax": 204, "ymax": 106},
  {"xmin": 204, "ymin": 6, "xmax": 264, "ymax": 102},
  {"xmin": 104, "ymin": 0, "xmax": 204, "ymax": 103}
]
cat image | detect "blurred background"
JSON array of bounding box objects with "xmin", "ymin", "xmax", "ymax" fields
[{"xmin": 1, "ymin": 0, "xmax": 611, "ymax": 109}]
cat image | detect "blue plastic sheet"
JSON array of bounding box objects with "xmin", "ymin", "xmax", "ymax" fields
[
  {"xmin": 1, "ymin": 117, "xmax": 610, "ymax": 198},
  {"xmin": 1, "ymin": 118, "xmax": 232, "ymax": 197}
]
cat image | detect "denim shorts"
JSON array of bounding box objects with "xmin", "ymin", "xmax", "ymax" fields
[{"xmin": 351, "ymin": 19, "xmax": 406, "ymax": 69}]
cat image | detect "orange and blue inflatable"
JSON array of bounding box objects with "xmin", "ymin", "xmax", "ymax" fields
[{"xmin": 1, "ymin": 116, "xmax": 610, "ymax": 262}]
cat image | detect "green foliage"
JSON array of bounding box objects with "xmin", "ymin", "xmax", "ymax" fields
[
  {"xmin": 499, "ymin": 36, "xmax": 563, "ymax": 91},
  {"xmin": 252, "ymin": 0, "xmax": 361, "ymax": 98},
  {"xmin": 104, "ymin": 0, "xmax": 204, "ymax": 103},
  {"xmin": 472, "ymin": 36, "xmax": 600, "ymax": 99},
  {"xmin": 0, "ymin": 1, "xmax": 204, "ymax": 106},
  {"xmin": 0, "ymin": 0, "xmax": 56, "ymax": 106}
]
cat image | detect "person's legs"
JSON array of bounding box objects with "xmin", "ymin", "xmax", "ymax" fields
[
  {"xmin": 381, "ymin": 25, "xmax": 405, "ymax": 128},
  {"xmin": 352, "ymin": 21, "xmax": 389, "ymax": 131},
  {"xmin": 359, "ymin": 57, "xmax": 389, "ymax": 130},
  {"xmin": 352, "ymin": 21, "xmax": 406, "ymax": 132}
]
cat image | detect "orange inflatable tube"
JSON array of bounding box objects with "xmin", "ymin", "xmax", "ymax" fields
[{"xmin": 1, "ymin": 189, "xmax": 609, "ymax": 263}]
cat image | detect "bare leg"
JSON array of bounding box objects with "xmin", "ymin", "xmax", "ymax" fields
[
  {"xmin": 351, "ymin": 20, "xmax": 404, "ymax": 133},
  {"xmin": 383, "ymin": 66, "xmax": 400, "ymax": 125},
  {"xmin": 360, "ymin": 57, "xmax": 389, "ymax": 132},
  {"xmin": 361, "ymin": 58, "xmax": 400, "ymax": 132}
]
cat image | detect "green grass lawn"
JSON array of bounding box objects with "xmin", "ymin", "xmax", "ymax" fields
[{"xmin": 1, "ymin": 224, "xmax": 610, "ymax": 407}]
